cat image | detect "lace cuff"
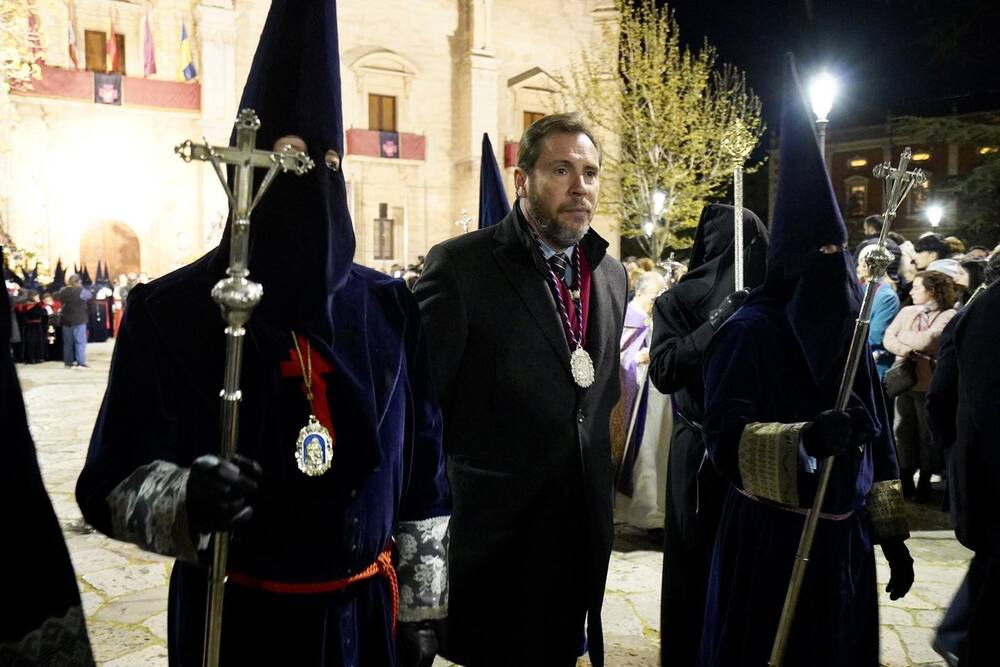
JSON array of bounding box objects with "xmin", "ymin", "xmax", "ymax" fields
[
  {"xmin": 866, "ymin": 479, "xmax": 910, "ymax": 541},
  {"xmin": 738, "ymin": 422, "xmax": 807, "ymax": 506},
  {"xmin": 106, "ymin": 460, "xmax": 201, "ymax": 563},
  {"xmin": 0, "ymin": 605, "xmax": 94, "ymax": 665},
  {"xmin": 394, "ymin": 515, "xmax": 449, "ymax": 622}
]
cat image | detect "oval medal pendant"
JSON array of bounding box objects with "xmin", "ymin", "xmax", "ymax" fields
[
  {"xmin": 570, "ymin": 346, "xmax": 595, "ymax": 388},
  {"xmin": 295, "ymin": 415, "xmax": 334, "ymax": 476}
]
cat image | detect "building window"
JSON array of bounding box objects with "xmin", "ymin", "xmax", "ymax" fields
[
  {"xmin": 908, "ymin": 176, "xmax": 931, "ymax": 216},
  {"xmin": 84, "ymin": 30, "xmax": 125, "ymax": 74},
  {"xmin": 369, "ymin": 95, "xmax": 397, "ymax": 132},
  {"xmin": 847, "ymin": 183, "xmax": 867, "ymax": 216},
  {"xmin": 523, "ymin": 111, "xmax": 545, "ymax": 130},
  {"xmin": 374, "ymin": 203, "xmax": 395, "ymax": 260}
]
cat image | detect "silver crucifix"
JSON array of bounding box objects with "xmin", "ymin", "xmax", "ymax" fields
[
  {"xmin": 174, "ymin": 108, "xmax": 314, "ymax": 667},
  {"xmin": 454, "ymin": 208, "xmax": 473, "ymax": 234}
]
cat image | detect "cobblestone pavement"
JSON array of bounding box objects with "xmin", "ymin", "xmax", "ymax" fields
[{"xmin": 18, "ymin": 340, "xmax": 970, "ymax": 666}]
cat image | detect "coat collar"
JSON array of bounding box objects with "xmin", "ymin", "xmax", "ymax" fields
[{"xmin": 491, "ymin": 204, "xmax": 614, "ymax": 382}]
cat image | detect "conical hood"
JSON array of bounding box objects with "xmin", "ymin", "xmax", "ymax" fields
[
  {"xmin": 51, "ymin": 259, "xmax": 65, "ymax": 292},
  {"xmin": 761, "ymin": 54, "xmax": 861, "ymax": 387},
  {"xmin": 478, "ymin": 133, "xmax": 510, "ymax": 229},
  {"xmin": 216, "ymin": 0, "xmax": 355, "ymax": 341}
]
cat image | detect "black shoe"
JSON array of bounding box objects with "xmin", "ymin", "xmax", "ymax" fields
[{"xmin": 915, "ymin": 473, "xmax": 932, "ymax": 503}]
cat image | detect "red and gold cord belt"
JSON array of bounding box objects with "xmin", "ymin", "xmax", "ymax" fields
[{"xmin": 226, "ymin": 544, "xmax": 399, "ymax": 633}]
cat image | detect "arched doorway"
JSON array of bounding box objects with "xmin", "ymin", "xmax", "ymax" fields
[{"xmin": 80, "ymin": 220, "xmax": 140, "ymax": 278}]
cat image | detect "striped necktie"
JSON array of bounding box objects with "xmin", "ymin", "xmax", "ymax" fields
[{"xmin": 547, "ymin": 252, "xmax": 571, "ymax": 287}]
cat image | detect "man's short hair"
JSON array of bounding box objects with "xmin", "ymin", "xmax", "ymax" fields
[
  {"xmin": 517, "ymin": 112, "xmax": 601, "ymax": 173},
  {"xmin": 914, "ymin": 233, "xmax": 949, "ymax": 257},
  {"xmin": 67, "ymin": 273, "xmax": 81, "ymax": 286},
  {"xmin": 944, "ymin": 236, "xmax": 966, "ymax": 254},
  {"xmin": 863, "ymin": 215, "xmax": 881, "ymax": 232}
]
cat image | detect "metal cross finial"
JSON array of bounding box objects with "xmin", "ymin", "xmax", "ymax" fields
[
  {"xmin": 455, "ymin": 208, "xmax": 473, "ymax": 234},
  {"xmin": 873, "ymin": 147, "xmax": 927, "ymax": 223}
]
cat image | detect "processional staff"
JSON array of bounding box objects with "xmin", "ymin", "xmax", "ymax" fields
[
  {"xmin": 768, "ymin": 148, "xmax": 927, "ymax": 666},
  {"xmin": 174, "ymin": 108, "xmax": 314, "ymax": 667},
  {"xmin": 725, "ymin": 120, "xmax": 754, "ymax": 291}
]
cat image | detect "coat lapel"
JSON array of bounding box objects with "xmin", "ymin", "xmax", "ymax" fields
[{"xmin": 492, "ymin": 213, "xmax": 573, "ymax": 376}]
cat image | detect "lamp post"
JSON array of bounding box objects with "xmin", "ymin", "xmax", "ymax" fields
[
  {"xmin": 809, "ymin": 72, "xmax": 837, "ymax": 161},
  {"xmin": 926, "ymin": 204, "xmax": 943, "ymax": 228}
]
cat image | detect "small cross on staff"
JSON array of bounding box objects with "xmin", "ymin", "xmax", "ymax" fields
[{"xmin": 454, "ymin": 208, "xmax": 473, "ymax": 234}]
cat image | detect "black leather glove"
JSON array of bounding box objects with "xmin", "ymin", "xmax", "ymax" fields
[
  {"xmin": 881, "ymin": 538, "xmax": 915, "ymax": 600},
  {"xmin": 801, "ymin": 409, "xmax": 852, "ymax": 459},
  {"xmin": 845, "ymin": 405, "xmax": 876, "ymax": 449},
  {"xmin": 396, "ymin": 620, "xmax": 438, "ymax": 667},
  {"xmin": 186, "ymin": 454, "xmax": 262, "ymax": 534},
  {"xmin": 708, "ymin": 290, "xmax": 750, "ymax": 329}
]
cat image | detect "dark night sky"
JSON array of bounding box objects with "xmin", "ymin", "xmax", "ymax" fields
[{"xmin": 666, "ymin": 0, "xmax": 1000, "ymax": 132}]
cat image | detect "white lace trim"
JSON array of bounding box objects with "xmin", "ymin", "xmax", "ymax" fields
[{"xmin": 395, "ymin": 515, "xmax": 449, "ymax": 621}]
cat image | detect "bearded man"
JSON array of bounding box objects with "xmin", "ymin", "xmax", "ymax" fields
[{"xmin": 414, "ymin": 113, "xmax": 627, "ymax": 666}]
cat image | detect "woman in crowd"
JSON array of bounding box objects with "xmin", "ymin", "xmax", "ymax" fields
[
  {"xmin": 857, "ymin": 242, "xmax": 901, "ymax": 381},
  {"xmin": 884, "ymin": 270, "xmax": 957, "ymax": 500}
]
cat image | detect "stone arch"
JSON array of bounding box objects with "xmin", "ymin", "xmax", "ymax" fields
[{"xmin": 79, "ymin": 220, "xmax": 140, "ymax": 278}]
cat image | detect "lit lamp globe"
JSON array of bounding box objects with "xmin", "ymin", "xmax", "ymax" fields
[
  {"xmin": 926, "ymin": 204, "xmax": 944, "ymax": 228},
  {"xmin": 809, "ymin": 72, "xmax": 837, "ymax": 159}
]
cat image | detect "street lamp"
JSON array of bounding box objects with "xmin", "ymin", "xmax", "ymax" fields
[
  {"xmin": 809, "ymin": 72, "xmax": 838, "ymax": 160},
  {"xmin": 926, "ymin": 204, "xmax": 944, "ymax": 228},
  {"xmin": 652, "ymin": 190, "xmax": 668, "ymax": 216}
]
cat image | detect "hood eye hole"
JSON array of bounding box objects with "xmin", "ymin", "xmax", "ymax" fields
[{"xmin": 325, "ymin": 149, "xmax": 341, "ymax": 172}]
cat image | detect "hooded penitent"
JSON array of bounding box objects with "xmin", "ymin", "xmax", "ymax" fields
[
  {"xmin": 478, "ymin": 133, "xmax": 510, "ymax": 229},
  {"xmin": 77, "ymin": 3, "xmax": 449, "ymax": 664},
  {"xmin": 213, "ymin": 0, "xmax": 356, "ymax": 342},
  {"xmin": 672, "ymin": 204, "xmax": 768, "ymax": 321},
  {"xmin": 697, "ymin": 55, "xmax": 904, "ymax": 667}
]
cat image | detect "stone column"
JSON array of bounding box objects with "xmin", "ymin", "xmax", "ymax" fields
[
  {"xmin": 195, "ymin": 1, "xmax": 239, "ymax": 253},
  {"xmin": 452, "ymin": 0, "xmax": 498, "ymax": 234}
]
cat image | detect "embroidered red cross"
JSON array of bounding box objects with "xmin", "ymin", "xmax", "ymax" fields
[{"xmin": 278, "ymin": 334, "xmax": 336, "ymax": 436}]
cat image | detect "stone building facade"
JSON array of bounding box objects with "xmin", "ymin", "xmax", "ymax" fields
[{"xmin": 1, "ymin": 0, "xmax": 618, "ymax": 280}]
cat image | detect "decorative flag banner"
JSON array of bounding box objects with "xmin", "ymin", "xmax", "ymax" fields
[
  {"xmin": 27, "ymin": 12, "xmax": 42, "ymax": 64},
  {"xmin": 106, "ymin": 12, "xmax": 119, "ymax": 73},
  {"xmin": 94, "ymin": 73, "xmax": 122, "ymax": 105},
  {"xmin": 179, "ymin": 21, "xmax": 196, "ymax": 81},
  {"xmin": 67, "ymin": 0, "xmax": 79, "ymax": 69},
  {"xmin": 478, "ymin": 133, "xmax": 510, "ymax": 229},
  {"xmin": 143, "ymin": 12, "xmax": 157, "ymax": 76},
  {"xmin": 379, "ymin": 131, "xmax": 399, "ymax": 158}
]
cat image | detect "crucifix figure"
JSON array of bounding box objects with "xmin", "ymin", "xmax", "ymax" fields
[
  {"xmin": 454, "ymin": 208, "xmax": 473, "ymax": 234},
  {"xmin": 175, "ymin": 108, "xmax": 314, "ymax": 667}
]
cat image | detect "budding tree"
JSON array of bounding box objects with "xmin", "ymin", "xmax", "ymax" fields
[{"xmin": 562, "ymin": 0, "xmax": 764, "ymax": 260}]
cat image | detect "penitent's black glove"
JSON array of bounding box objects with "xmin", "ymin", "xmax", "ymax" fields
[
  {"xmin": 186, "ymin": 454, "xmax": 262, "ymax": 534},
  {"xmin": 801, "ymin": 409, "xmax": 852, "ymax": 459},
  {"xmin": 397, "ymin": 620, "xmax": 438, "ymax": 667},
  {"xmin": 708, "ymin": 290, "xmax": 750, "ymax": 330},
  {"xmin": 881, "ymin": 538, "xmax": 915, "ymax": 600}
]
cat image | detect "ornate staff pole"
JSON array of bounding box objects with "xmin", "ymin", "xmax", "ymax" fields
[
  {"xmin": 733, "ymin": 165, "xmax": 745, "ymax": 291},
  {"xmin": 175, "ymin": 109, "xmax": 314, "ymax": 667},
  {"xmin": 768, "ymin": 148, "xmax": 926, "ymax": 666}
]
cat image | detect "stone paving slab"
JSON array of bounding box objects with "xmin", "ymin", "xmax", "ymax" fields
[{"xmin": 17, "ymin": 341, "xmax": 971, "ymax": 666}]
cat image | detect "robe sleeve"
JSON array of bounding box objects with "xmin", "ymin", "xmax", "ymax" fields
[
  {"xmin": 394, "ymin": 282, "xmax": 450, "ymax": 622},
  {"xmin": 76, "ymin": 287, "xmax": 202, "ymax": 563},
  {"xmin": 862, "ymin": 354, "xmax": 909, "ymax": 542},
  {"xmin": 648, "ymin": 292, "xmax": 715, "ymax": 395}
]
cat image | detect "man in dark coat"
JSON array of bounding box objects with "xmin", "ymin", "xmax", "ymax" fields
[
  {"xmin": 0, "ymin": 261, "xmax": 94, "ymax": 664},
  {"xmin": 414, "ymin": 112, "xmax": 627, "ymax": 666},
  {"xmin": 57, "ymin": 274, "xmax": 91, "ymax": 367},
  {"xmin": 75, "ymin": 2, "xmax": 449, "ymax": 665},
  {"xmin": 950, "ymin": 273, "xmax": 1000, "ymax": 666},
  {"xmin": 698, "ymin": 58, "xmax": 914, "ymax": 666},
  {"xmin": 647, "ymin": 203, "xmax": 768, "ymax": 665}
]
